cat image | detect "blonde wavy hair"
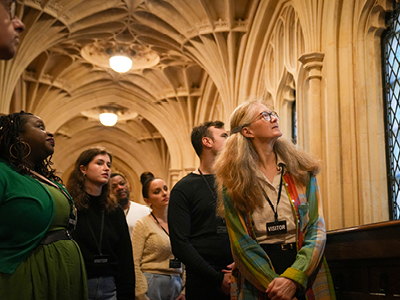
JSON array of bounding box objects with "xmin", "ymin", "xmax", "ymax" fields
[{"xmin": 214, "ymin": 98, "xmax": 320, "ymax": 215}]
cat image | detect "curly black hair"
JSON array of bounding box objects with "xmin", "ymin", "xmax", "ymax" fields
[{"xmin": 0, "ymin": 111, "xmax": 62, "ymax": 183}]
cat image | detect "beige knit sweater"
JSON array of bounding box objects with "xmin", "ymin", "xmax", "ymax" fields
[{"xmin": 132, "ymin": 214, "xmax": 183, "ymax": 299}]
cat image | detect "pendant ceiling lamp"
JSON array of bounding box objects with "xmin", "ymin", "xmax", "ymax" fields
[
  {"xmin": 109, "ymin": 55, "xmax": 132, "ymax": 73},
  {"xmin": 107, "ymin": 46, "xmax": 135, "ymax": 73},
  {"xmin": 99, "ymin": 112, "xmax": 118, "ymax": 126}
]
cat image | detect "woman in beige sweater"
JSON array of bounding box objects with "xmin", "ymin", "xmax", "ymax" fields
[{"xmin": 132, "ymin": 172, "xmax": 185, "ymax": 300}]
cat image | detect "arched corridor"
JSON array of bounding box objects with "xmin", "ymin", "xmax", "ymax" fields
[{"xmin": 0, "ymin": 0, "xmax": 395, "ymax": 230}]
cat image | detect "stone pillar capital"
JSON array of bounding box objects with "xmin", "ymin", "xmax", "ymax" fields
[{"xmin": 299, "ymin": 52, "xmax": 325, "ymax": 79}]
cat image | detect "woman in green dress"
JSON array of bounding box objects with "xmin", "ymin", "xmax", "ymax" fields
[{"xmin": 0, "ymin": 111, "xmax": 87, "ymax": 300}]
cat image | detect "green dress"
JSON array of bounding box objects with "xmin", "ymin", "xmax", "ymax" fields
[{"xmin": 0, "ymin": 177, "xmax": 88, "ymax": 299}]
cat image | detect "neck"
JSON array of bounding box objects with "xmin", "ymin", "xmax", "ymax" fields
[
  {"xmin": 25, "ymin": 151, "xmax": 50, "ymax": 170},
  {"xmin": 24, "ymin": 158, "xmax": 37, "ymax": 171},
  {"xmin": 85, "ymin": 181, "xmax": 103, "ymax": 196},
  {"xmin": 121, "ymin": 200, "xmax": 131, "ymax": 211},
  {"xmin": 151, "ymin": 206, "xmax": 168, "ymax": 222},
  {"xmin": 197, "ymin": 153, "xmax": 215, "ymax": 175},
  {"xmin": 253, "ymin": 139, "xmax": 276, "ymax": 166}
]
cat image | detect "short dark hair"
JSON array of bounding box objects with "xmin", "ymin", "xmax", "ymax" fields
[
  {"xmin": 190, "ymin": 121, "xmax": 224, "ymax": 157},
  {"xmin": 111, "ymin": 173, "xmax": 126, "ymax": 180}
]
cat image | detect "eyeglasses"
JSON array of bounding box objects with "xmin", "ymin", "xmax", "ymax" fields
[
  {"xmin": 230, "ymin": 111, "xmax": 279, "ymax": 135},
  {"xmin": 9, "ymin": 0, "xmax": 17, "ymax": 20},
  {"xmin": 252, "ymin": 111, "xmax": 279, "ymax": 123}
]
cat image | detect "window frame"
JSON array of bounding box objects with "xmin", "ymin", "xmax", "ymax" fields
[{"xmin": 382, "ymin": 0, "xmax": 400, "ymax": 220}]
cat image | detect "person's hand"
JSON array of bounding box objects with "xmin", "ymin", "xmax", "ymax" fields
[
  {"xmin": 220, "ymin": 262, "xmax": 234, "ymax": 295},
  {"xmin": 265, "ymin": 277, "xmax": 297, "ymax": 300},
  {"xmin": 220, "ymin": 272, "xmax": 231, "ymax": 295},
  {"xmin": 175, "ymin": 293, "xmax": 186, "ymax": 300},
  {"xmin": 223, "ymin": 262, "xmax": 235, "ymax": 271}
]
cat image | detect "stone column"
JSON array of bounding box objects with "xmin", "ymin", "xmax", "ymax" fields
[
  {"xmin": 298, "ymin": 52, "xmax": 325, "ymax": 160},
  {"xmin": 298, "ymin": 52, "xmax": 329, "ymax": 225}
]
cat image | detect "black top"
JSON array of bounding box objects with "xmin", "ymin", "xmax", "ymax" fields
[
  {"xmin": 72, "ymin": 194, "xmax": 135, "ymax": 300},
  {"xmin": 168, "ymin": 173, "xmax": 233, "ymax": 288}
]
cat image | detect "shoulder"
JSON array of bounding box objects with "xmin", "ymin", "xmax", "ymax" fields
[
  {"xmin": 109, "ymin": 205, "xmax": 126, "ymax": 220},
  {"xmin": 174, "ymin": 172, "xmax": 196, "ymax": 183},
  {"xmin": 0, "ymin": 160, "xmax": 33, "ymax": 186},
  {"xmin": 132, "ymin": 216, "xmax": 154, "ymax": 241},
  {"xmin": 172, "ymin": 172, "xmax": 203, "ymax": 190},
  {"xmin": 51, "ymin": 180, "xmax": 68, "ymax": 192},
  {"xmin": 0, "ymin": 160, "xmax": 17, "ymax": 177},
  {"xmin": 130, "ymin": 201, "xmax": 150, "ymax": 212},
  {"xmin": 306, "ymin": 175, "xmax": 319, "ymax": 191},
  {"xmin": 170, "ymin": 173, "xmax": 204, "ymax": 204},
  {"xmin": 135, "ymin": 215, "xmax": 152, "ymax": 228},
  {"xmin": 222, "ymin": 189, "xmax": 234, "ymax": 206},
  {"xmin": 288, "ymin": 172, "xmax": 317, "ymax": 189}
]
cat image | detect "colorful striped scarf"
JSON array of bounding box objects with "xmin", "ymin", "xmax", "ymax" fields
[{"xmin": 223, "ymin": 174, "xmax": 336, "ymax": 300}]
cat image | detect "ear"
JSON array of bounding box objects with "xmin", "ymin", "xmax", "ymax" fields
[
  {"xmin": 79, "ymin": 165, "xmax": 86, "ymax": 176},
  {"xmin": 143, "ymin": 198, "xmax": 151, "ymax": 206},
  {"xmin": 241, "ymin": 126, "xmax": 254, "ymax": 138},
  {"xmin": 202, "ymin": 136, "xmax": 213, "ymax": 149}
]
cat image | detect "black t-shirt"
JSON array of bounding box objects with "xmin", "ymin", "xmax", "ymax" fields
[{"xmin": 168, "ymin": 173, "xmax": 233, "ymax": 288}]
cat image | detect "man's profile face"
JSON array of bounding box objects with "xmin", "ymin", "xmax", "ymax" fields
[
  {"xmin": 110, "ymin": 175, "xmax": 130, "ymax": 206},
  {"xmin": 208, "ymin": 126, "xmax": 228, "ymax": 154}
]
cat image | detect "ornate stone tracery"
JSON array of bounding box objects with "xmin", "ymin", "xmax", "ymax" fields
[{"xmin": 0, "ymin": 0, "xmax": 395, "ymax": 228}]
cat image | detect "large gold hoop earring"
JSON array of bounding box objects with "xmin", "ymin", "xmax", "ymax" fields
[{"xmin": 9, "ymin": 141, "xmax": 31, "ymax": 159}]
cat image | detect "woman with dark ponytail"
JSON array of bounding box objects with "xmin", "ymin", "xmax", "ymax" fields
[
  {"xmin": 132, "ymin": 172, "xmax": 185, "ymax": 300},
  {"xmin": 0, "ymin": 112, "xmax": 87, "ymax": 300}
]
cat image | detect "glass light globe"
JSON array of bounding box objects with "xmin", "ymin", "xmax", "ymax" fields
[
  {"xmin": 109, "ymin": 55, "xmax": 132, "ymax": 73},
  {"xmin": 99, "ymin": 112, "xmax": 118, "ymax": 126}
]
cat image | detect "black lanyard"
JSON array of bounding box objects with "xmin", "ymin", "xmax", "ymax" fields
[
  {"xmin": 198, "ymin": 168, "xmax": 217, "ymax": 202},
  {"xmin": 85, "ymin": 209, "xmax": 105, "ymax": 255},
  {"xmin": 151, "ymin": 212, "xmax": 169, "ymax": 236},
  {"xmin": 262, "ymin": 164, "xmax": 285, "ymax": 223},
  {"xmin": 151, "ymin": 213, "xmax": 182, "ymax": 266},
  {"xmin": 198, "ymin": 168, "xmax": 226, "ymax": 228}
]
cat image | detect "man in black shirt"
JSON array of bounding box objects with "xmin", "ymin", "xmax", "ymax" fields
[{"xmin": 168, "ymin": 121, "xmax": 233, "ymax": 299}]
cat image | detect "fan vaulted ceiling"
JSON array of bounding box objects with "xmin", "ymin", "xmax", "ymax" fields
[{"xmin": 2, "ymin": 0, "xmax": 270, "ymax": 191}]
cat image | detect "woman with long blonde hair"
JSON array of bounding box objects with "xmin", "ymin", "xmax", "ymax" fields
[{"xmin": 214, "ymin": 99, "xmax": 335, "ymax": 300}]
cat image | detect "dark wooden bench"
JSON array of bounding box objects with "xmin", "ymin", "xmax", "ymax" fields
[{"xmin": 325, "ymin": 220, "xmax": 400, "ymax": 299}]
